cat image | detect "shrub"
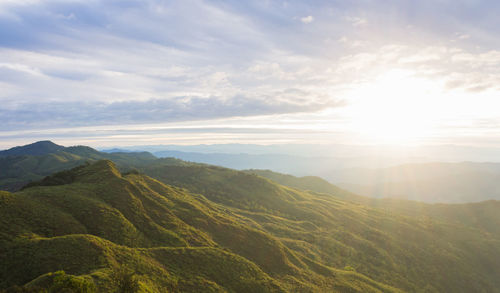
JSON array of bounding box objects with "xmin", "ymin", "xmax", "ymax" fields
[
  {"xmin": 49, "ymin": 271, "xmax": 95, "ymax": 293},
  {"xmin": 110, "ymin": 266, "xmax": 140, "ymax": 293}
]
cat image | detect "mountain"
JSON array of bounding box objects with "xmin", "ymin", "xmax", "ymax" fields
[
  {"xmin": 0, "ymin": 141, "xmax": 65, "ymax": 157},
  {"xmin": 328, "ymin": 162, "xmax": 500, "ymax": 203},
  {"xmin": 2, "ymin": 142, "xmax": 500, "ymax": 292},
  {"xmin": 135, "ymin": 162, "xmax": 500, "ymax": 292},
  {"xmin": 145, "ymin": 150, "xmax": 500, "ymax": 203},
  {"xmin": 247, "ymin": 168, "xmax": 500, "ymax": 237},
  {"xmin": 0, "ymin": 160, "xmax": 400, "ymax": 292},
  {"xmin": 327, "ymin": 162, "xmax": 500, "ymax": 183},
  {"xmin": 0, "ymin": 141, "xmax": 157, "ymax": 192},
  {"xmin": 101, "ymin": 148, "xmax": 135, "ymax": 153},
  {"xmin": 151, "ymin": 150, "xmax": 423, "ymax": 176},
  {"xmin": 100, "ymin": 143, "xmax": 500, "ymax": 162},
  {"xmin": 152, "ymin": 151, "xmax": 314, "ymax": 173},
  {"xmin": 244, "ymin": 169, "xmax": 348, "ymax": 196}
]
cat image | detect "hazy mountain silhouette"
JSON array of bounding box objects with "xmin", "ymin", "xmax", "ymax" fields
[{"xmin": 0, "ymin": 140, "xmax": 65, "ymax": 157}]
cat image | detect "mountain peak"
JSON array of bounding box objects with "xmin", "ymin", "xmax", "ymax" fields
[
  {"xmin": 77, "ymin": 160, "xmax": 122, "ymax": 182},
  {"xmin": 23, "ymin": 140, "xmax": 59, "ymax": 147},
  {"xmin": 22, "ymin": 160, "xmax": 122, "ymax": 190},
  {"xmin": 0, "ymin": 140, "xmax": 65, "ymax": 157}
]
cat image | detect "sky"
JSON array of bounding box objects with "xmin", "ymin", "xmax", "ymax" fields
[{"xmin": 1, "ymin": 0, "xmax": 500, "ymax": 150}]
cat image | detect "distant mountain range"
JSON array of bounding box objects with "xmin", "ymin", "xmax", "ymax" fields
[
  {"xmin": 2, "ymin": 141, "xmax": 500, "ymax": 291},
  {"xmin": 101, "ymin": 147, "xmax": 500, "ymax": 203},
  {"xmin": 330, "ymin": 162, "xmax": 500, "ymax": 203},
  {"xmin": 5, "ymin": 141, "xmax": 500, "ymax": 204},
  {"xmin": 99, "ymin": 143, "xmax": 500, "ymax": 162},
  {"xmin": 109, "ymin": 148, "xmax": 428, "ymax": 178}
]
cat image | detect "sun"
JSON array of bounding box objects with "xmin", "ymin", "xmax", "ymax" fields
[{"xmin": 345, "ymin": 69, "xmax": 440, "ymax": 145}]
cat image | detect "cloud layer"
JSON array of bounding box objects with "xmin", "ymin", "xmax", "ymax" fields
[
  {"xmin": 0, "ymin": 92, "xmax": 342, "ymax": 130},
  {"xmin": 1, "ymin": 0, "xmax": 500, "ymax": 146}
]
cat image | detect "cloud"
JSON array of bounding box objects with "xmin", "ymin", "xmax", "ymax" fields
[
  {"xmin": 300, "ymin": 15, "xmax": 313, "ymax": 24},
  {"xmin": 1, "ymin": 0, "xmax": 500, "ymax": 146},
  {"xmin": 344, "ymin": 16, "xmax": 367, "ymax": 27},
  {"xmin": 0, "ymin": 92, "xmax": 344, "ymax": 131},
  {"xmin": 332, "ymin": 44, "xmax": 500, "ymax": 94}
]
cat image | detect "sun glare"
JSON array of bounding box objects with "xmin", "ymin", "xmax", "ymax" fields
[{"xmin": 345, "ymin": 69, "xmax": 441, "ymax": 145}]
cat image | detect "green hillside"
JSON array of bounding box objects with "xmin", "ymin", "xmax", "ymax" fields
[
  {"xmin": 244, "ymin": 169, "xmax": 350, "ymax": 198},
  {"xmin": 2, "ymin": 143, "xmax": 500, "ymax": 292},
  {"xmin": 0, "ymin": 141, "xmax": 157, "ymax": 192},
  {"xmin": 136, "ymin": 163, "xmax": 500, "ymax": 292},
  {"xmin": 0, "ymin": 161, "xmax": 399, "ymax": 292},
  {"xmin": 247, "ymin": 169, "xmax": 500, "ymax": 239}
]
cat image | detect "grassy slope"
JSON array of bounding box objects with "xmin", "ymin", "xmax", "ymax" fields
[
  {"xmin": 2, "ymin": 146, "xmax": 500, "ymax": 292},
  {"xmin": 0, "ymin": 146, "xmax": 158, "ymax": 191},
  {"xmin": 244, "ymin": 169, "xmax": 347, "ymax": 195},
  {"xmin": 0, "ymin": 161, "xmax": 396, "ymax": 293},
  {"xmin": 142, "ymin": 164, "xmax": 500, "ymax": 292},
  {"xmin": 246, "ymin": 169, "xmax": 500, "ymax": 238}
]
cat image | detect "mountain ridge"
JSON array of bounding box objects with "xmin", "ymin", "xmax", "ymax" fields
[
  {"xmin": 0, "ymin": 141, "xmax": 157, "ymax": 192},
  {"xmin": 2, "ymin": 142, "xmax": 500, "ymax": 292},
  {"xmin": 0, "ymin": 141, "xmax": 65, "ymax": 157},
  {"xmin": 1, "ymin": 160, "xmax": 402, "ymax": 292}
]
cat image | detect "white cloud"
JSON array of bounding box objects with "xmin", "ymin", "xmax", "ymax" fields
[
  {"xmin": 0, "ymin": 62, "xmax": 45, "ymax": 76},
  {"xmin": 1, "ymin": 0, "xmax": 500, "ymax": 146},
  {"xmin": 300, "ymin": 15, "xmax": 314, "ymax": 24},
  {"xmin": 458, "ymin": 34, "xmax": 470, "ymax": 40},
  {"xmin": 344, "ymin": 16, "xmax": 367, "ymax": 27},
  {"xmin": 0, "ymin": 0, "xmax": 41, "ymax": 7}
]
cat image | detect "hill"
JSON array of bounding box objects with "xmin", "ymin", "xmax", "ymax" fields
[
  {"xmin": 244, "ymin": 169, "xmax": 347, "ymax": 196},
  {"xmin": 127, "ymin": 148, "xmax": 500, "ymax": 203},
  {"xmin": 150, "ymin": 150, "xmax": 417, "ymax": 177},
  {"xmin": 2, "ymin": 142, "xmax": 500, "ymax": 291},
  {"xmin": 0, "ymin": 141, "xmax": 65, "ymax": 157},
  {"xmin": 328, "ymin": 162, "xmax": 500, "ymax": 203},
  {"xmin": 0, "ymin": 161, "xmax": 400, "ymax": 292},
  {"xmin": 136, "ymin": 162, "xmax": 500, "ymax": 292},
  {"xmin": 247, "ymin": 168, "xmax": 500, "ymax": 241},
  {"xmin": 0, "ymin": 141, "xmax": 157, "ymax": 192}
]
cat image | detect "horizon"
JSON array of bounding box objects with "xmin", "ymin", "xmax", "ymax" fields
[
  {"xmin": 1, "ymin": 1, "xmax": 500, "ymax": 155},
  {"xmin": 3, "ymin": 139, "xmax": 500, "ymax": 163}
]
